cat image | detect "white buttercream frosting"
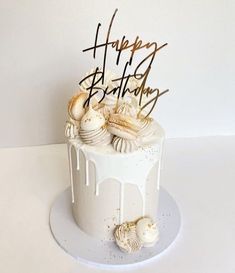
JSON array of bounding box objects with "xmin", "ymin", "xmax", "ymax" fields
[
  {"xmin": 80, "ymin": 107, "xmax": 105, "ymax": 131},
  {"xmin": 112, "ymin": 136, "xmax": 139, "ymax": 153},
  {"xmin": 65, "ymin": 119, "xmax": 79, "ymax": 139},
  {"xmin": 136, "ymin": 217, "xmax": 159, "ymax": 247}
]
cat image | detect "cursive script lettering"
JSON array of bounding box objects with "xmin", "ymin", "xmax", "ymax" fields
[{"xmin": 79, "ymin": 9, "xmax": 169, "ymax": 117}]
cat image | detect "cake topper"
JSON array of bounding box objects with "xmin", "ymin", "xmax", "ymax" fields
[{"xmin": 79, "ymin": 9, "xmax": 169, "ymax": 117}]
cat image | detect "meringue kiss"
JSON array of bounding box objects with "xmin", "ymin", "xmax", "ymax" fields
[{"xmin": 80, "ymin": 107, "xmax": 105, "ymax": 131}]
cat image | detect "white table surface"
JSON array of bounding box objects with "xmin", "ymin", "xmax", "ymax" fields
[{"xmin": 0, "ymin": 136, "xmax": 235, "ymax": 273}]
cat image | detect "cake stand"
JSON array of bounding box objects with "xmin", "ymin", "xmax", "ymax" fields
[{"xmin": 49, "ymin": 187, "xmax": 181, "ymax": 268}]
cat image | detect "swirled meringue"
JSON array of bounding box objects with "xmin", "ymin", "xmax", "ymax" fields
[
  {"xmin": 112, "ymin": 136, "xmax": 139, "ymax": 153},
  {"xmin": 79, "ymin": 127, "xmax": 112, "ymax": 146},
  {"xmin": 126, "ymin": 76, "xmax": 142, "ymax": 92},
  {"xmin": 102, "ymin": 94, "xmax": 119, "ymax": 111},
  {"xmin": 102, "ymin": 70, "xmax": 119, "ymax": 90},
  {"xmin": 114, "ymin": 222, "xmax": 142, "ymax": 253},
  {"xmin": 116, "ymin": 102, "xmax": 137, "ymax": 118},
  {"xmin": 139, "ymin": 118, "xmax": 155, "ymax": 135},
  {"xmin": 136, "ymin": 217, "xmax": 159, "ymax": 247},
  {"xmin": 79, "ymin": 107, "xmax": 111, "ymax": 145},
  {"xmin": 80, "ymin": 107, "xmax": 105, "ymax": 131},
  {"xmin": 138, "ymin": 117, "xmax": 158, "ymax": 144}
]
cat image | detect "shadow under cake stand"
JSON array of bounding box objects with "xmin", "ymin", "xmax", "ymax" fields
[{"xmin": 49, "ymin": 187, "xmax": 181, "ymax": 268}]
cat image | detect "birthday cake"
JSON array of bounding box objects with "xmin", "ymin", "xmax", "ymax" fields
[{"xmin": 65, "ymin": 10, "xmax": 168, "ymax": 254}]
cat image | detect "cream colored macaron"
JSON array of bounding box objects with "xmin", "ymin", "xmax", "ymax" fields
[
  {"xmin": 108, "ymin": 113, "xmax": 140, "ymax": 140},
  {"xmin": 68, "ymin": 92, "xmax": 88, "ymax": 121}
]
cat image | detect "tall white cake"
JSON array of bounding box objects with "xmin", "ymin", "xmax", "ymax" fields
[{"xmin": 65, "ymin": 73, "xmax": 165, "ymax": 252}]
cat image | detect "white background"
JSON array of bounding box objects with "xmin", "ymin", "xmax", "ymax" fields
[{"xmin": 0, "ymin": 0, "xmax": 234, "ymax": 147}]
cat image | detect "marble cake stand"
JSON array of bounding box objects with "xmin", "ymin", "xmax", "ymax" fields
[{"xmin": 49, "ymin": 187, "xmax": 181, "ymax": 268}]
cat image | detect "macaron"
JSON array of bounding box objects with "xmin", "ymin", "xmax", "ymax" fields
[
  {"xmin": 68, "ymin": 92, "xmax": 88, "ymax": 121},
  {"xmin": 108, "ymin": 113, "xmax": 140, "ymax": 140}
]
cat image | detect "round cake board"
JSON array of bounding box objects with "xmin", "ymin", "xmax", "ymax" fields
[{"xmin": 49, "ymin": 187, "xmax": 181, "ymax": 268}]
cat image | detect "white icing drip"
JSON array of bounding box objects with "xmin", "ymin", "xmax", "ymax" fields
[
  {"xmin": 81, "ymin": 145, "xmax": 160, "ymax": 191},
  {"xmin": 67, "ymin": 138, "xmax": 83, "ymax": 171},
  {"xmin": 77, "ymin": 157, "xmax": 79, "ymax": 171},
  {"xmin": 95, "ymin": 181, "xmax": 99, "ymax": 196},
  {"xmin": 75, "ymin": 145, "xmax": 150, "ymax": 218},
  {"xmin": 68, "ymin": 143, "xmax": 75, "ymax": 203}
]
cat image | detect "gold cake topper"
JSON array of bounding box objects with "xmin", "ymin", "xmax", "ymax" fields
[{"xmin": 79, "ymin": 9, "xmax": 169, "ymax": 118}]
